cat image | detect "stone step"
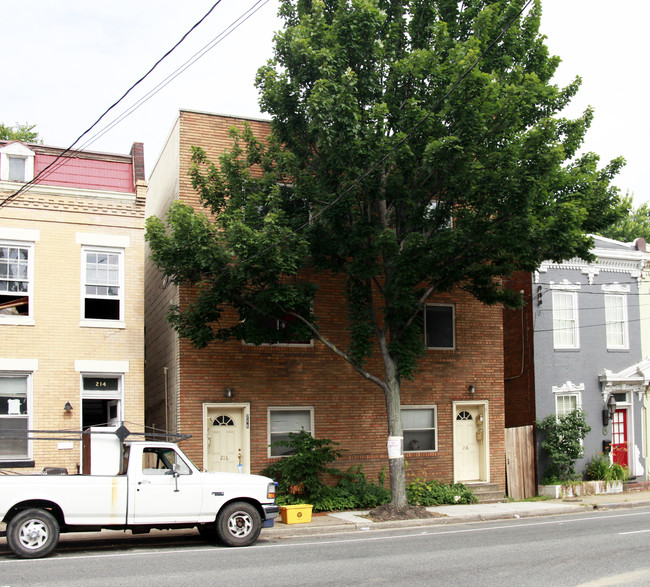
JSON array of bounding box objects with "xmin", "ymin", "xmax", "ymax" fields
[{"xmin": 465, "ymin": 482, "xmax": 505, "ymax": 503}]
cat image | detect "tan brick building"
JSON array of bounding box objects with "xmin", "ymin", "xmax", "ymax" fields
[
  {"xmin": 0, "ymin": 140, "xmax": 147, "ymax": 472},
  {"xmin": 145, "ymin": 110, "xmax": 506, "ymax": 492}
]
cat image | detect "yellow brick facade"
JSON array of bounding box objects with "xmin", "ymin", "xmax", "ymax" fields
[{"xmin": 0, "ymin": 143, "xmax": 146, "ymax": 472}]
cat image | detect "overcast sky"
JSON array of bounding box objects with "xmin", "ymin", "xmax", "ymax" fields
[{"xmin": 1, "ymin": 0, "xmax": 646, "ymax": 204}]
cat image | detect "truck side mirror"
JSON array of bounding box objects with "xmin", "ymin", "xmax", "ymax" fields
[{"xmin": 172, "ymin": 463, "xmax": 181, "ymax": 477}]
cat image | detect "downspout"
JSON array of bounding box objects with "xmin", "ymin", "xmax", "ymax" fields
[{"xmin": 163, "ymin": 366, "xmax": 169, "ymax": 432}]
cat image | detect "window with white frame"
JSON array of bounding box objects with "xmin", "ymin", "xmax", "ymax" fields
[
  {"xmin": 552, "ymin": 290, "xmax": 579, "ymax": 349},
  {"xmin": 8, "ymin": 156, "xmax": 26, "ymax": 182},
  {"xmin": 0, "ymin": 241, "xmax": 33, "ymax": 320},
  {"xmin": 555, "ymin": 393, "xmax": 579, "ymax": 417},
  {"xmin": 605, "ymin": 294, "xmax": 628, "ymax": 349},
  {"xmin": 82, "ymin": 248, "xmax": 124, "ymax": 322},
  {"xmin": 0, "ymin": 375, "xmax": 30, "ymax": 460},
  {"xmin": 268, "ymin": 407, "xmax": 313, "ymax": 457},
  {"xmin": 424, "ymin": 304, "xmax": 455, "ymax": 349},
  {"xmin": 402, "ymin": 406, "xmax": 437, "ymax": 451},
  {"xmin": 0, "ymin": 143, "xmax": 35, "ymax": 183}
]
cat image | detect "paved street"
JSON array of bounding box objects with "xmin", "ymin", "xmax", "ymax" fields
[{"xmin": 2, "ymin": 506, "xmax": 650, "ymax": 586}]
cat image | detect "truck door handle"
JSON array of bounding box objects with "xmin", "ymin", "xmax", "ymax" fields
[{"xmin": 138, "ymin": 480, "xmax": 151, "ymax": 485}]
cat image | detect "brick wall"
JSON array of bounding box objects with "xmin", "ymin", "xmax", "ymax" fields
[{"xmin": 145, "ymin": 110, "xmax": 507, "ymax": 491}]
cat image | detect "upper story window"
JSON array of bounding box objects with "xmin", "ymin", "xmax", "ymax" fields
[
  {"xmin": 77, "ymin": 233, "xmax": 129, "ymax": 328},
  {"xmin": 0, "ymin": 143, "xmax": 35, "ymax": 183},
  {"xmin": 425, "ymin": 303, "xmax": 455, "ymax": 349},
  {"xmin": 604, "ymin": 292, "xmax": 629, "ymax": 350},
  {"xmin": 83, "ymin": 248, "xmax": 123, "ymax": 322},
  {"xmin": 552, "ymin": 289, "xmax": 579, "ymax": 349},
  {"xmin": 0, "ymin": 229, "xmax": 38, "ymax": 325}
]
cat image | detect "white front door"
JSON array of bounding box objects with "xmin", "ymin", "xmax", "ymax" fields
[
  {"xmin": 206, "ymin": 407, "xmax": 245, "ymax": 473},
  {"xmin": 454, "ymin": 404, "xmax": 486, "ymax": 482}
]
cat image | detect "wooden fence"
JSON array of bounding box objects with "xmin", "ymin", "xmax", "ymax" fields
[{"xmin": 505, "ymin": 425, "xmax": 536, "ymax": 500}]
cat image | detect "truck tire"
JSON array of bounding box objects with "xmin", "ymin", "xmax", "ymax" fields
[
  {"xmin": 216, "ymin": 502, "xmax": 262, "ymax": 547},
  {"xmin": 7, "ymin": 508, "xmax": 60, "ymax": 559}
]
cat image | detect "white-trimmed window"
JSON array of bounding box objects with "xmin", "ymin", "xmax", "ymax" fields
[
  {"xmin": 605, "ymin": 294, "xmax": 628, "ymax": 349},
  {"xmin": 552, "ymin": 381, "xmax": 583, "ymax": 419},
  {"xmin": 0, "ymin": 143, "xmax": 35, "ymax": 183},
  {"xmin": 0, "ymin": 374, "xmax": 30, "ymax": 460},
  {"xmin": 268, "ymin": 407, "xmax": 313, "ymax": 457},
  {"xmin": 402, "ymin": 406, "xmax": 437, "ymax": 451},
  {"xmin": 552, "ymin": 290, "xmax": 579, "ymax": 349},
  {"xmin": 0, "ymin": 240, "xmax": 34, "ymax": 323},
  {"xmin": 425, "ymin": 304, "xmax": 455, "ymax": 349},
  {"xmin": 82, "ymin": 247, "xmax": 124, "ymax": 323},
  {"xmin": 555, "ymin": 393, "xmax": 579, "ymax": 417}
]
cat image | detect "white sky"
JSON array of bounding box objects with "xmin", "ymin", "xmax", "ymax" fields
[{"xmin": 1, "ymin": 0, "xmax": 647, "ymax": 204}]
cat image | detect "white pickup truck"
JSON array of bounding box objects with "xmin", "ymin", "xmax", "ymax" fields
[{"xmin": 0, "ymin": 440, "xmax": 279, "ymax": 558}]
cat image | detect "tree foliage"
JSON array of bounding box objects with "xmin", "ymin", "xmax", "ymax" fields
[
  {"xmin": 146, "ymin": 0, "xmax": 624, "ymax": 507},
  {"xmin": 0, "ymin": 122, "xmax": 41, "ymax": 143},
  {"xmin": 598, "ymin": 194, "xmax": 650, "ymax": 243}
]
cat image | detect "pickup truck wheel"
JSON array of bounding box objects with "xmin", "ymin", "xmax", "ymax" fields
[
  {"xmin": 216, "ymin": 502, "xmax": 262, "ymax": 547},
  {"xmin": 7, "ymin": 508, "xmax": 60, "ymax": 559}
]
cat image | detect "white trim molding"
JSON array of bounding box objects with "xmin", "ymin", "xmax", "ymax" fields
[
  {"xmin": 74, "ymin": 360, "xmax": 130, "ymax": 373},
  {"xmin": 0, "ymin": 358, "xmax": 38, "ymax": 371},
  {"xmin": 599, "ymin": 358, "xmax": 650, "ymax": 402}
]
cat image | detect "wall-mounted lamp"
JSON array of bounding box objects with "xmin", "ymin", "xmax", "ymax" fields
[
  {"xmin": 225, "ymin": 387, "xmax": 233, "ymax": 399},
  {"xmin": 64, "ymin": 401, "xmax": 73, "ymax": 412},
  {"xmin": 468, "ymin": 385, "xmax": 476, "ymax": 395},
  {"xmin": 602, "ymin": 395, "xmax": 616, "ymax": 426}
]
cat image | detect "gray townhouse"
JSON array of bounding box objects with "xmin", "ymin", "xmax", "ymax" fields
[{"xmin": 533, "ymin": 235, "xmax": 649, "ymax": 482}]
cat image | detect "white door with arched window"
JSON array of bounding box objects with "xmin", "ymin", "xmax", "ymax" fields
[
  {"xmin": 203, "ymin": 404, "xmax": 250, "ymax": 474},
  {"xmin": 453, "ymin": 402, "xmax": 489, "ymax": 483}
]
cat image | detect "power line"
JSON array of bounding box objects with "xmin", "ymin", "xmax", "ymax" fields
[
  {"xmin": 0, "ymin": 0, "xmax": 227, "ymax": 210},
  {"xmin": 72, "ymin": 1, "xmax": 271, "ymax": 154}
]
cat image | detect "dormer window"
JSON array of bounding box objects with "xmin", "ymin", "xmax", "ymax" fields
[
  {"xmin": 8, "ymin": 156, "xmax": 26, "ymax": 182},
  {"xmin": 0, "ymin": 143, "xmax": 35, "ymax": 183}
]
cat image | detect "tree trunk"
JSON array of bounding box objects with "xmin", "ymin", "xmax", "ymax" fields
[{"xmin": 384, "ymin": 360, "xmax": 407, "ymax": 508}]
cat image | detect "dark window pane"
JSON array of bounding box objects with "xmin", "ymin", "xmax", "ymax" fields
[
  {"xmin": 85, "ymin": 298, "xmax": 120, "ymax": 320},
  {"xmin": 425, "ymin": 305, "xmax": 454, "ymax": 348}
]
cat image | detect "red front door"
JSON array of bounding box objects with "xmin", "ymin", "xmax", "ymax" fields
[{"xmin": 612, "ymin": 409, "xmax": 628, "ymax": 468}]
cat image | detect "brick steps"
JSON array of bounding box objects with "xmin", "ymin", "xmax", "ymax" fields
[
  {"xmin": 465, "ymin": 482, "xmax": 505, "ymax": 503},
  {"xmin": 623, "ymin": 480, "xmax": 650, "ymax": 492}
]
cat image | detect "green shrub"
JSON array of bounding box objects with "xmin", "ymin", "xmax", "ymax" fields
[
  {"xmin": 537, "ymin": 409, "xmax": 591, "ymax": 483},
  {"xmin": 406, "ymin": 478, "xmax": 477, "ymax": 506},
  {"xmin": 586, "ymin": 453, "xmax": 629, "ymax": 482},
  {"xmin": 585, "ymin": 453, "xmax": 610, "ymax": 481},
  {"xmin": 260, "ymin": 430, "xmax": 343, "ymax": 501}
]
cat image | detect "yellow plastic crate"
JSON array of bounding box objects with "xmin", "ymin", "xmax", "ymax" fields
[{"xmin": 280, "ymin": 504, "xmax": 313, "ymax": 524}]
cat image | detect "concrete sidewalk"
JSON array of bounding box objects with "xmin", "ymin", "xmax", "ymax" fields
[
  {"xmin": 264, "ymin": 489, "xmax": 650, "ymax": 538},
  {"xmin": 3, "ymin": 490, "xmax": 650, "ymax": 549}
]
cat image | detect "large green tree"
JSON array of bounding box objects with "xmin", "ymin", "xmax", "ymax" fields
[
  {"xmin": 146, "ymin": 0, "xmax": 624, "ymax": 508},
  {"xmin": 0, "ymin": 122, "xmax": 41, "ymax": 143}
]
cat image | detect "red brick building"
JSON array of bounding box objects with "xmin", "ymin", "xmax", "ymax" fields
[{"xmin": 145, "ymin": 110, "xmax": 506, "ymax": 492}]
